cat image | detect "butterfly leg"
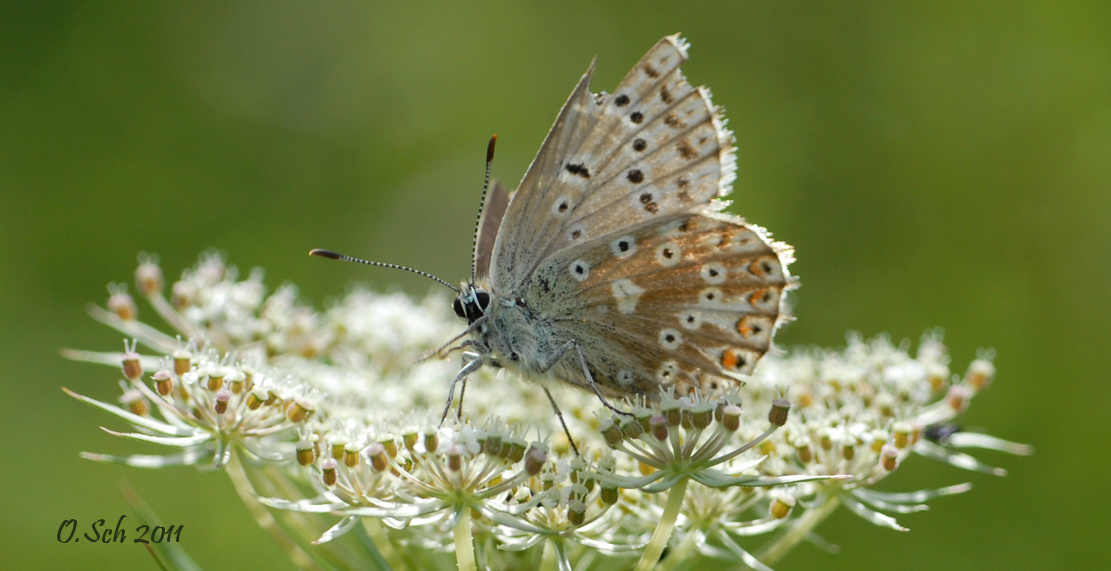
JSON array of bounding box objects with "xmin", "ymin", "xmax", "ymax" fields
[
  {"xmin": 543, "ymin": 340, "xmax": 634, "ymax": 417},
  {"xmin": 420, "ymin": 316, "xmax": 488, "ymax": 362},
  {"xmin": 439, "ymin": 355, "xmax": 484, "ymax": 427},
  {"xmin": 572, "ymin": 342, "xmax": 635, "ymax": 417},
  {"xmin": 541, "ymin": 386, "xmax": 580, "ymax": 457}
]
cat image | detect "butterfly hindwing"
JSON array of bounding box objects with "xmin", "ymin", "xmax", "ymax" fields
[{"xmin": 525, "ymin": 210, "xmax": 792, "ymax": 396}]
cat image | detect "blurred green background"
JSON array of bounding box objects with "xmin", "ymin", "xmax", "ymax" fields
[{"xmin": 3, "ymin": 1, "xmax": 1108, "ymax": 569}]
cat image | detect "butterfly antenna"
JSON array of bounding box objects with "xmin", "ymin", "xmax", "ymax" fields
[
  {"xmin": 309, "ymin": 249, "xmax": 460, "ymax": 293},
  {"xmin": 469, "ymin": 134, "xmax": 497, "ymax": 272}
]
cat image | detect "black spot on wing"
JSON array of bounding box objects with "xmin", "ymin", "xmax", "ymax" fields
[{"xmin": 565, "ymin": 163, "xmax": 591, "ymax": 178}]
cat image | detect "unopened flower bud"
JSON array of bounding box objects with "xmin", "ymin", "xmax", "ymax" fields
[
  {"xmin": 241, "ymin": 368, "xmax": 255, "ymax": 392},
  {"xmin": 568, "ymin": 499, "xmax": 587, "ymax": 526},
  {"xmin": 525, "ymin": 445, "xmax": 547, "ymax": 476},
  {"xmin": 172, "ymin": 349, "xmax": 191, "ymax": 377},
  {"xmin": 966, "ymin": 359, "xmax": 995, "ymax": 391},
  {"xmin": 506, "ymin": 439, "xmax": 526, "ymax": 463},
  {"xmin": 171, "ymin": 281, "xmax": 195, "ymax": 310},
  {"xmin": 601, "ymin": 419, "xmax": 624, "ymax": 448},
  {"xmin": 768, "ymin": 398, "xmax": 791, "ymax": 427},
  {"xmin": 795, "ymin": 437, "xmax": 813, "ymax": 464},
  {"xmin": 875, "ymin": 393, "xmax": 896, "ymax": 418},
  {"xmin": 366, "ymin": 443, "xmax": 389, "ymax": 472},
  {"xmin": 927, "ymin": 364, "xmax": 948, "ymax": 392},
  {"xmin": 296, "ymin": 440, "xmax": 315, "ymax": 466},
  {"xmin": 893, "ymin": 422, "xmax": 913, "ymax": 449},
  {"xmin": 205, "ymin": 368, "xmax": 225, "ymax": 392},
  {"xmin": 663, "ymin": 403, "xmax": 681, "ymax": 427},
  {"xmin": 721, "ymin": 404, "xmax": 742, "ymax": 432},
  {"xmin": 650, "ymin": 415, "xmax": 668, "ymax": 441},
  {"xmin": 152, "ymin": 369, "xmax": 173, "ymax": 396},
  {"xmin": 214, "ymin": 389, "xmax": 231, "ymax": 415},
  {"xmin": 870, "ymin": 430, "xmax": 888, "ymax": 453},
  {"xmin": 483, "ymin": 434, "xmax": 503, "ymax": 457},
  {"xmin": 321, "ymin": 459, "xmax": 338, "ymax": 486},
  {"xmin": 343, "ymin": 443, "xmax": 361, "ymax": 468},
  {"xmin": 680, "ymin": 408, "xmax": 694, "ymax": 430},
  {"xmin": 423, "ymin": 430, "xmax": 439, "ymax": 454},
  {"xmin": 947, "ymin": 385, "xmax": 972, "ymax": 413},
  {"xmin": 107, "ymin": 289, "xmax": 137, "ymax": 321},
  {"xmin": 447, "ymin": 444, "xmax": 464, "ymax": 472},
  {"xmin": 227, "ymin": 371, "xmax": 245, "ymax": 394},
  {"xmin": 246, "ymin": 387, "xmax": 267, "ymax": 410},
  {"xmin": 135, "ymin": 260, "xmax": 163, "ymax": 297},
  {"xmin": 120, "ymin": 340, "xmax": 142, "ymax": 381},
  {"xmin": 120, "ymin": 389, "xmax": 147, "ymax": 416},
  {"xmin": 881, "ymin": 444, "xmax": 900, "ymax": 471},
  {"xmin": 620, "ymin": 418, "xmax": 644, "ymax": 440},
  {"xmin": 841, "ymin": 440, "xmax": 855, "ymax": 460},
  {"xmin": 819, "ymin": 429, "xmax": 833, "ymax": 451},
  {"xmin": 691, "ymin": 406, "xmax": 713, "ymax": 429},
  {"xmin": 769, "ymin": 494, "xmax": 795, "ymax": 519},
  {"xmin": 285, "ymin": 400, "xmax": 312, "ymax": 423},
  {"xmin": 402, "ymin": 431, "xmax": 418, "ymax": 452}
]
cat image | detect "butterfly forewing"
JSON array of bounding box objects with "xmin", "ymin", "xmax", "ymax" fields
[
  {"xmin": 493, "ymin": 35, "xmax": 735, "ymax": 289},
  {"xmin": 490, "ymin": 68, "xmax": 598, "ymax": 288}
]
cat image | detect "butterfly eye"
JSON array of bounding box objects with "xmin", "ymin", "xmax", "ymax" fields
[
  {"xmin": 452, "ymin": 297, "xmax": 466, "ymax": 318},
  {"xmin": 475, "ymin": 290, "xmax": 491, "ymax": 311}
]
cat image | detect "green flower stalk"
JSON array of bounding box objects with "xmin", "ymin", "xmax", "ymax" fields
[{"xmin": 64, "ymin": 254, "xmax": 1030, "ymax": 570}]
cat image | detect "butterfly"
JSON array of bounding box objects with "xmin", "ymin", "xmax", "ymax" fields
[
  {"xmin": 452, "ymin": 34, "xmax": 794, "ymax": 406},
  {"xmin": 315, "ymin": 34, "xmax": 794, "ymax": 442}
]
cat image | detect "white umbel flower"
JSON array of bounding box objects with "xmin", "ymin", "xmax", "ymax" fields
[{"xmin": 64, "ymin": 254, "xmax": 1030, "ymax": 570}]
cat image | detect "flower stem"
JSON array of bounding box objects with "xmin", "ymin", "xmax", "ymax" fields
[
  {"xmin": 362, "ymin": 517, "xmax": 405, "ymax": 570},
  {"xmin": 540, "ymin": 539, "xmax": 556, "ymax": 571},
  {"xmin": 635, "ymin": 477, "xmax": 689, "ymax": 571},
  {"xmin": 225, "ymin": 450, "xmax": 318, "ymax": 570},
  {"xmin": 454, "ymin": 508, "xmax": 477, "ymax": 571},
  {"xmin": 655, "ymin": 528, "xmax": 697, "ymax": 571},
  {"xmin": 757, "ymin": 492, "xmax": 841, "ymax": 564}
]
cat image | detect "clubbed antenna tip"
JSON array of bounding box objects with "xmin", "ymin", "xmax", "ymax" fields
[{"xmin": 309, "ymin": 249, "xmax": 341, "ymax": 260}]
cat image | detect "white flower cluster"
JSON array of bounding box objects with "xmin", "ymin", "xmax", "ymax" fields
[{"xmin": 66, "ymin": 254, "xmax": 1029, "ymax": 570}]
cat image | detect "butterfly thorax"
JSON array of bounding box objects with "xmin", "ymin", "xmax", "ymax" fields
[
  {"xmin": 478, "ymin": 290, "xmax": 583, "ymax": 385},
  {"xmin": 452, "ymin": 281, "xmax": 553, "ymax": 377}
]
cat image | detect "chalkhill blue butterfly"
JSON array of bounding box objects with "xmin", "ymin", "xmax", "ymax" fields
[{"xmin": 314, "ymin": 35, "xmax": 795, "ymax": 445}]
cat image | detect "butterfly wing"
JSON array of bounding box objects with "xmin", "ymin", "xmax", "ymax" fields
[
  {"xmin": 473, "ymin": 181, "xmax": 509, "ymax": 280},
  {"xmin": 524, "ymin": 210, "xmax": 793, "ymax": 396},
  {"xmin": 491, "ymin": 34, "xmax": 739, "ymax": 292}
]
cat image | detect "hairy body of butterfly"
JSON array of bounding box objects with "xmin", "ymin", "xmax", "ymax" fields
[{"xmin": 450, "ymin": 34, "xmax": 795, "ymax": 408}]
